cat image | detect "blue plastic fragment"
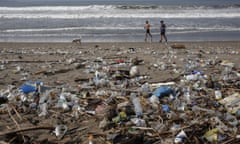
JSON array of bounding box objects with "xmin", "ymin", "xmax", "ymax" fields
[
  {"xmin": 20, "ymin": 81, "xmax": 42, "ymax": 94},
  {"xmin": 162, "ymin": 104, "xmax": 170, "ymax": 113},
  {"xmin": 152, "ymin": 86, "xmax": 175, "ymax": 98},
  {"xmin": 20, "ymin": 84, "xmax": 36, "ymax": 94}
]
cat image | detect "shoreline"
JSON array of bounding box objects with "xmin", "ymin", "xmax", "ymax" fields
[{"xmin": 0, "ymin": 40, "xmax": 239, "ymax": 48}]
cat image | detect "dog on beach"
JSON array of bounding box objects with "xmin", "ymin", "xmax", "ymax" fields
[{"xmin": 72, "ymin": 38, "xmax": 81, "ymax": 44}]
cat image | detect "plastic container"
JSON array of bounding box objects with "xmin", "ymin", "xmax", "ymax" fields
[
  {"xmin": 130, "ymin": 66, "xmax": 139, "ymax": 77},
  {"xmin": 130, "ymin": 93, "xmax": 143, "ymax": 117},
  {"xmin": 167, "ymin": 111, "xmax": 178, "ymax": 119},
  {"xmin": 141, "ymin": 83, "xmax": 150, "ymax": 95},
  {"xmin": 38, "ymin": 102, "xmax": 48, "ymax": 117},
  {"xmin": 204, "ymin": 128, "xmax": 218, "ymax": 143},
  {"xmin": 184, "ymin": 86, "xmax": 191, "ymax": 104},
  {"xmin": 174, "ymin": 130, "xmax": 187, "ymax": 143},
  {"xmin": 152, "ymin": 86, "xmax": 174, "ymax": 98},
  {"xmin": 215, "ymin": 90, "xmax": 222, "ymax": 100},
  {"xmin": 130, "ymin": 118, "xmax": 146, "ymax": 127},
  {"xmin": 20, "ymin": 83, "xmax": 36, "ymax": 94},
  {"xmin": 149, "ymin": 95, "xmax": 159, "ymax": 104},
  {"xmin": 185, "ymin": 74, "xmax": 199, "ymax": 81},
  {"xmin": 225, "ymin": 113, "xmax": 238, "ymax": 126},
  {"xmin": 162, "ymin": 104, "xmax": 170, "ymax": 113},
  {"xmin": 54, "ymin": 125, "xmax": 68, "ymax": 137}
]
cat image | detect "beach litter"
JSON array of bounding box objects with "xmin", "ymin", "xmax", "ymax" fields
[{"xmin": 0, "ymin": 42, "xmax": 240, "ymax": 143}]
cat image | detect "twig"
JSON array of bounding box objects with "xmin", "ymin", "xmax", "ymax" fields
[
  {"xmin": 0, "ymin": 60, "xmax": 59, "ymax": 63},
  {"xmin": 0, "ymin": 126, "xmax": 54, "ymax": 136},
  {"xmin": 7, "ymin": 105, "xmax": 26, "ymax": 142},
  {"xmin": 7, "ymin": 105, "xmax": 20, "ymax": 130},
  {"xmin": 131, "ymin": 126, "xmax": 155, "ymax": 131},
  {"xmin": 106, "ymin": 88, "xmax": 141, "ymax": 93},
  {"xmin": 222, "ymin": 138, "xmax": 235, "ymax": 144},
  {"xmin": 9, "ymin": 104, "xmax": 22, "ymax": 121}
]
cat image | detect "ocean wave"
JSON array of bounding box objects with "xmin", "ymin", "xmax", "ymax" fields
[
  {"xmin": 2, "ymin": 26, "xmax": 141, "ymax": 32},
  {"xmin": 0, "ymin": 5, "xmax": 114, "ymax": 11},
  {"xmin": 0, "ymin": 5, "xmax": 240, "ymax": 19},
  {"xmin": 0, "ymin": 5, "xmax": 239, "ymax": 19},
  {"xmin": 0, "ymin": 4, "xmax": 239, "ymax": 11},
  {"xmin": 1, "ymin": 11, "xmax": 239, "ymax": 19},
  {"xmin": 3, "ymin": 26, "xmax": 240, "ymax": 33},
  {"xmin": 116, "ymin": 5, "xmax": 240, "ymax": 10}
]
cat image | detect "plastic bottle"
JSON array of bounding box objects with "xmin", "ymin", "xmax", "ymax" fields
[
  {"xmin": 184, "ymin": 86, "xmax": 191, "ymax": 104},
  {"xmin": 130, "ymin": 93, "xmax": 143, "ymax": 117},
  {"xmin": 130, "ymin": 66, "xmax": 139, "ymax": 77},
  {"xmin": 225, "ymin": 113, "xmax": 238, "ymax": 126},
  {"xmin": 141, "ymin": 83, "xmax": 150, "ymax": 97},
  {"xmin": 88, "ymin": 134, "xmax": 93, "ymax": 144},
  {"xmin": 192, "ymin": 106, "xmax": 215, "ymax": 114},
  {"xmin": 214, "ymin": 90, "xmax": 222, "ymax": 100},
  {"xmin": 174, "ymin": 130, "xmax": 187, "ymax": 143},
  {"xmin": 38, "ymin": 102, "xmax": 48, "ymax": 117},
  {"xmin": 54, "ymin": 125, "xmax": 68, "ymax": 137},
  {"xmin": 214, "ymin": 83, "xmax": 222, "ymax": 100}
]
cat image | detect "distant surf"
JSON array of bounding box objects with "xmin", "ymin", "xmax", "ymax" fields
[{"xmin": 0, "ymin": 4, "xmax": 240, "ymax": 42}]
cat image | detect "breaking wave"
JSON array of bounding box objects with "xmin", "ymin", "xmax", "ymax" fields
[{"xmin": 0, "ymin": 5, "xmax": 240, "ymax": 19}]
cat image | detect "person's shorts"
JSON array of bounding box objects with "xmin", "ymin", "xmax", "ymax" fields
[
  {"xmin": 161, "ymin": 32, "xmax": 165, "ymax": 35},
  {"xmin": 146, "ymin": 29, "xmax": 150, "ymax": 33}
]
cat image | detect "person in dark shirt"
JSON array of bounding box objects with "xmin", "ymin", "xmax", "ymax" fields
[{"xmin": 160, "ymin": 20, "xmax": 167, "ymax": 43}]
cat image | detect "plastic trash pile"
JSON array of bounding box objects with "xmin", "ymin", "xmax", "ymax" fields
[{"xmin": 0, "ymin": 44, "xmax": 240, "ymax": 143}]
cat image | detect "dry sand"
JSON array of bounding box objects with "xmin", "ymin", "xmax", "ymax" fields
[
  {"xmin": 0, "ymin": 41, "xmax": 239, "ymax": 89},
  {"xmin": 0, "ymin": 41, "xmax": 240, "ymax": 143}
]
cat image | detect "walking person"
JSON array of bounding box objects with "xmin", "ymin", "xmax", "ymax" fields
[
  {"xmin": 144, "ymin": 20, "xmax": 152, "ymax": 42},
  {"xmin": 160, "ymin": 20, "xmax": 167, "ymax": 43}
]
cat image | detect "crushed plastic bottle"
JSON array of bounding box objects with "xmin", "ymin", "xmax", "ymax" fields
[
  {"xmin": 204, "ymin": 128, "xmax": 218, "ymax": 143},
  {"xmin": 130, "ymin": 66, "xmax": 139, "ymax": 77},
  {"xmin": 162, "ymin": 104, "xmax": 170, "ymax": 113},
  {"xmin": 54, "ymin": 125, "xmax": 68, "ymax": 137},
  {"xmin": 174, "ymin": 130, "xmax": 187, "ymax": 143},
  {"xmin": 141, "ymin": 82, "xmax": 151, "ymax": 97},
  {"xmin": 152, "ymin": 86, "xmax": 175, "ymax": 98},
  {"xmin": 130, "ymin": 93, "xmax": 143, "ymax": 117},
  {"xmin": 184, "ymin": 86, "xmax": 191, "ymax": 104},
  {"xmin": 131, "ymin": 118, "xmax": 146, "ymax": 127},
  {"xmin": 72, "ymin": 104, "xmax": 81, "ymax": 119},
  {"xmin": 38, "ymin": 102, "xmax": 48, "ymax": 117},
  {"xmin": 214, "ymin": 90, "xmax": 222, "ymax": 100}
]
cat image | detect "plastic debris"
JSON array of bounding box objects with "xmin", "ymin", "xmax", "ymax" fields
[{"xmin": 0, "ymin": 43, "xmax": 239, "ymax": 144}]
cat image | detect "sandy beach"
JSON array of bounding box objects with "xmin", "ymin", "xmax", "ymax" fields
[
  {"xmin": 0, "ymin": 41, "xmax": 240, "ymax": 143},
  {"xmin": 0, "ymin": 41, "xmax": 239, "ymax": 89}
]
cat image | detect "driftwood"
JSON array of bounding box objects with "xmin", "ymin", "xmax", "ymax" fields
[
  {"xmin": 0, "ymin": 126, "xmax": 54, "ymax": 136},
  {"xmin": 103, "ymin": 56, "xmax": 128, "ymax": 59},
  {"xmin": 35, "ymin": 68, "xmax": 73, "ymax": 76},
  {"xmin": 35, "ymin": 63, "xmax": 85, "ymax": 75},
  {"xmin": 0, "ymin": 60, "xmax": 59, "ymax": 63},
  {"xmin": 171, "ymin": 44, "xmax": 186, "ymax": 49}
]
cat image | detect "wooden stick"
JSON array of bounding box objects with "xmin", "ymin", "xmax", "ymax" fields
[
  {"xmin": 7, "ymin": 106, "xmax": 20, "ymax": 130},
  {"xmin": 0, "ymin": 126, "xmax": 54, "ymax": 136},
  {"xmin": 9, "ymin": 104, "xmax": 22, "ymax": 121},
  {"xmin": 0, "ymin": 60, "xmax": 59, "ymax": 63}
]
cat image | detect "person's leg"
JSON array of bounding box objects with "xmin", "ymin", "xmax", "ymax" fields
[
  {"xmin": 164, "ymin": 34, "xmax": 167, "ymax": 42},
  {"xmin": 160, "ymin": 34, "xmax": 163, "ymax": 42},
  {"xmin": 145, "ymin": 32, "xmax": 147, "ymax": 42},
  {"xmin": 149, "ymin": 33, "xmax": 152, "ymax": 42}
]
